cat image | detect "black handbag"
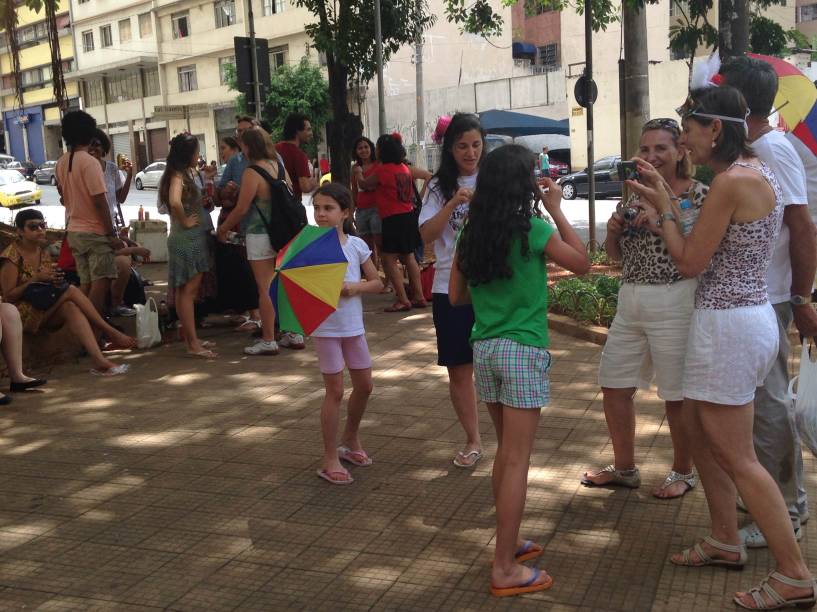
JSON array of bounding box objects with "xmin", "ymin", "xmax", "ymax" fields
[{"xmin": 23, "ymin": 282, "xmax": 70, "ymax": 310}]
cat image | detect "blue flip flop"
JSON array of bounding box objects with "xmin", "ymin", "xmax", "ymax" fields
[{"xmin": 490, "ymin": 567, "xmax": 554, "ymax": 597}]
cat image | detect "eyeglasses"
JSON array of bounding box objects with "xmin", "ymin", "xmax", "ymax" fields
[
  {"xmin": 643, "ymin": 118, "xmax": 680, "ymax": 133},
  {"xmin": 25, "ymin": 222, "xmax": 47, "ymax": 231}
]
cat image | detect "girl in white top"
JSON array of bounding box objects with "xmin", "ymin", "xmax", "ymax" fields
[
  {"xmin": 418, "ymin": 113, "xmax": 485, "ymax": 469},
  {"xmin": 312, "ymin": 183, "xmax": 383, "ymax": 485}
]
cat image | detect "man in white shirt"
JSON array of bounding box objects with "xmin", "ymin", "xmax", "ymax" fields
[{"xmin": 721, "ymin": 56, "xmax": 817, "ymax": 547}]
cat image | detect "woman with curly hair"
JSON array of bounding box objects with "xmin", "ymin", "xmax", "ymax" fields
[
  {"xmin": 351, "ymin": 137, "xmax": 381, "ymax": 263},
  {"xmin": 449, "ymin": 144, "xmax": 589, "ymax": 597}
]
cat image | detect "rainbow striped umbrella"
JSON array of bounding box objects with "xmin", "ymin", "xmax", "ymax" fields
[
  {"xmin": 748, "ymin": 53, "xmax": 817, "ymax": 153},
  {"xmin": 271, "ymin": 226, "xmax": 348, "ymax": 336}
]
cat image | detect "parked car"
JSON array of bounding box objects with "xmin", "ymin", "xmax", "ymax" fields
[
  {"xmin": 0, "ymin": 169, "xmax": 42, "ymax": 208},
  {"xmin": 556, "ymin": 155, "xmax": 622, "ymax": 200},
  {"xmin": 33, "ymin": 161, "xmax": 58, "ymax": 185},
  {"xmin": 134, "ymin": 162, "xmax": 166, "ymax": 190},
  {"xmin": 548, "ymin": 159, "xmax": 570, "ymax": 179},
  {"xmin": 0, "ymin": 154, "xmax": 15, "ymax": 168},
  {"xmin": 6, "ymin": 160, "xmax": 36, "ymax": 180}
]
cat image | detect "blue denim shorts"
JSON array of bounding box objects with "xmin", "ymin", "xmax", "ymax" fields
[{"xmin": 355, "ymin": 207, "xmax": 382, "ymax": 235}]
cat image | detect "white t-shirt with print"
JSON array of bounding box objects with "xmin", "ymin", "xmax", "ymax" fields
[
  {"xmin": 418, "ymin": 174, "xmax": 477, "ymax": 294},
  {"xmin": 312, "ymin": 235, "xmax": 372, "ymax": 338},
  {"xmin": 103, "ymin": 160, "xmax": 124, "ymax": 225},
  {"xmin": 751, "ymin": 130, "xmax": 808, "ymax": 305}
]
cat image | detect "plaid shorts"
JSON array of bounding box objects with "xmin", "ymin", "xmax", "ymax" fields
[{"xmin": 473, "ymin": 338, "xmax": 552, "ymax": 409}]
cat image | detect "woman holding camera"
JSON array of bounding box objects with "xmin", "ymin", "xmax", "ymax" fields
[{"xmin": 582, "ymin": 118, "xmax": 707, "ymax": 499}]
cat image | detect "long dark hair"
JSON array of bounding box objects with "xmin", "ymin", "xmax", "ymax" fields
[
  {"xmin": 432, "ymin": 113, "xmax": 486, "ymax": 202},
  {"xmin": 159, "ymin": 133, "xmax": 198, "ymax": 208},
  {"xmin": 352, "ymin": 136, "xmax": 376, "ymax": 165},
  {"xmin": 457, "ymin": 145, "xmax": 538, "ymax": 285},
  {"xmin": 376, "ymin": 134, "xmax": 404, "ymax": 164},
  {"xmin": 314, "ymin": 182, "xmax": 356, "ymax": 236}
]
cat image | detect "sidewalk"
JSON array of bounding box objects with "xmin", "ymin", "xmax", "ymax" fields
[{"xmin": 0, "ymin": 270, "xmax": 813, "ymax": 611}]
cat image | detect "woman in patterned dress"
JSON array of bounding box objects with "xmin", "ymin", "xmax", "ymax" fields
[{"xmin": 159, "ymin": 134, "xmax": 215, "ymax": 359}]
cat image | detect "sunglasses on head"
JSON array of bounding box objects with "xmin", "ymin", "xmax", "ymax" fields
[
  {"xmin": 643, "ymin": 118, "xmax": 680, "ymax": 133},
  {"xmin": 25, "ymin": 222, "xmax": 47, "ymax": 231}
]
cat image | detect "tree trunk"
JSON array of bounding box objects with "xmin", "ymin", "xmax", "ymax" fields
[
  {"xmin": 325, "ymin": 52, "xmax": 361, "ymax": 187},
  {"xmin": 622, "ymin": 4, "xmax": 650, "ymax": 158},
  {"xmin": 719, "ymin": 0, "xmax": 749, "ymax": 57}
]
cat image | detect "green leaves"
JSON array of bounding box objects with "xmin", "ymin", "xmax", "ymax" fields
[
  {"xmin": 749, "ymin": 14, "xmax": 788, "ymax": 57},
  {"xmin": 549, "ymin": 275, "xmax": 620, "ymax": 327},
  {"xmin": 262, "ymin": 58, "xmax": 329, "ymax": 156}
]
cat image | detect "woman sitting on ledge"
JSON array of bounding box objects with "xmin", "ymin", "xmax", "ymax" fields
[{"xmin": 0, "ymin": 210, "xmax": 135, "ymax": 377}]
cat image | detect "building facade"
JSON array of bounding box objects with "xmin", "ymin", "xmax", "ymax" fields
[{"xmin": 0, "ymin": 0, "xmax": 79, "ymax": 164}]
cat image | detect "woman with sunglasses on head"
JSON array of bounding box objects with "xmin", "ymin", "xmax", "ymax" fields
[
  {"xmin": 631, "ymin": 86, "xmax": 814, "ymax": 610},
  {"xmin": 0, "ymin": 210, "xmax": 134, "ymax": 376},
  {"xmin": 582, "ymin": 118, "xmax": 706, "ymax": 499}
]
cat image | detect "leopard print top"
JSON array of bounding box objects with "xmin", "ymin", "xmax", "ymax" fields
[
  {"xmin": 696, "ymin": 161, "xmax": 784, "ymax": 310},
  {"xmin": 619, "ymin": 180, "xmax": 708, "ymax": 285}
]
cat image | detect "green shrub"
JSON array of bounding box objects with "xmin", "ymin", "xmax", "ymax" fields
[{"xmin": 548, "ymin": 275, "xmax": 619, "ymax": 327}]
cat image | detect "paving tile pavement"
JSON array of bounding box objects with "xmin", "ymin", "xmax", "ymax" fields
[{"xmin": 0, "ymin": 268, "xmax": 814, "ymax": 611}]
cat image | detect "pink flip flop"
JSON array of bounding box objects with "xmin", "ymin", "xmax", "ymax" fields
[
  {"xmin": 317, "ymin": 469, "xmax": 354, "ymax": 485},
  {"xmin": 338, "ymin": 446, "xmax": 373, "ymax": 467}
]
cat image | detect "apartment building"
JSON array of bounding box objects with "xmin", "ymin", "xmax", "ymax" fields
[
  {"xmin": 0, "ymin": 0, "xmax": 79, "ymax": 164},
  {"xmin": 68, "ymin": 0, "xmax": 165, "ymax": 166},
  {"xmin": 510, "ymin": 1, "xmax": 561, "ymax": 75},
  {"xmin": 797, "ymin": 0, "xmax": 817, "ymax": 39},
  {"xmin": 69, "ymin": 0, "xmax": 314, "ymax": 166}
]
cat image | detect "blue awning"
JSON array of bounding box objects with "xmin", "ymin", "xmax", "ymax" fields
[
  {"xmin": 478, "ymin": 109, "xmax": 569, "ymax": 138},
  {"xmin": 512, "ymin": 42, "xmax": 537, "ymax": 58}
]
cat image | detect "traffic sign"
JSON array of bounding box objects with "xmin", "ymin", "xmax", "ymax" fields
[{"xmin": 574, "ymin": 76, "xmax": 598, "ymax": 109}]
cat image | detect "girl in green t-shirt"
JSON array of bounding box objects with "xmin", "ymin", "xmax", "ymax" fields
[{"xmin": 450, "ymin": 144, "xmax": 590, "ymax": 597}]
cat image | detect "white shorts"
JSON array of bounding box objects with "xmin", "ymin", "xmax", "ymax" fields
[
  {"xmin": 683, "ymin": 303, "xmax": 778, "ymax": 406},
  {"xmin": 598, "ymin": 279, "xmax": 696, "ymax": 401},
  {"xmin": 245, "ymin": 233, "xmax": 276, "ymax": 261}
]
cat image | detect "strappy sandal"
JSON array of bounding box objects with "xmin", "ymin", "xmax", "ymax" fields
[
  {"xmin": 653, "ymin": 470, "xmax": 697, "ymax": 499},
  {"xmin": 235, "ymin": 317, "xmax": 262, "ymax": 332},
  {"xmin": 580, "ymin": 465, "xmax": 641, "ymax": 488},
  {"xmin": 453, "ymin": 449, "xmax": 483, "ymax": 468},
  {"xmin": 734, "ymin": 571, "xmax": 817, "ymax": 610},
  {"xmin": 671, "ymin": 535, "xmax": 747, "ymax": 569}
]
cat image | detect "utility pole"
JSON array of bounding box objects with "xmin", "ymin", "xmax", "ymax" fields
[
  {"xmin": 415, "ymin": 24, "xmax": 425, "ymax": 168},
  {"xmin": 374, "ymin": 0, "xmax": 386, "ymax": 134},
  {"xmin": 585, "ymin": 1, "xmax": 596, "ymax": 249},
  {"xmin": 622, "ymin": 4, "xmax": 650, "ymax": 158},
  {"xmin": 248, "ymin": 0, "xmax": 262, "ymax": 120}
]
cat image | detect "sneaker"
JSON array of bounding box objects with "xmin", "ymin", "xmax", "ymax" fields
[
  {"xmin": 111, "ymin": 305, "xmax": 137, "ymax": 317},
  {"xmin": 278, "ymin": 332, "xmax": 305, "ymax": 350},
  {"xmin": 739, "ymin": 521, "xmax": 802, "ymax": 549},
  {"xmin": 244, "ymin": 339, "xmax": 279, "ymax": 356}
]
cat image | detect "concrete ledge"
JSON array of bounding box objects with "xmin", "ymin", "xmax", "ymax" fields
[{"xmin": 548, "ymin": 312, "xmax": 608, "ymax": 346}]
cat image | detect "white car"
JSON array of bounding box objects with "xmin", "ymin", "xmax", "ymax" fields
[
  {"xmin": 134, "ymin": 161, "xmax": 166, "ymax": 190},
  {"xmin": 0, "ymin": 169, "xmax": 41, "ymax": 208}
]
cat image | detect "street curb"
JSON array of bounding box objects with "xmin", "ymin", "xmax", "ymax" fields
[{"xmin": 548, "ymin": 312, "xmax": 608, "ymax": 346}]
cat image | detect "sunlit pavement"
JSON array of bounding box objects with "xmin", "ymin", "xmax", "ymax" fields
[{"xmin": 0, "ymin": 264, "xmax": 814, "ymax": 610}]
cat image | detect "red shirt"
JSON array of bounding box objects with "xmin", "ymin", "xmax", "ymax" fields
[
  {"xmin": 355, "ymin": 163, "xmax": 378, "ymax": 210},
  {"xmin": 319, "ymin": 158, "xmax": 330, "ymax": 175},
  {"xmin": 275, "ymin": 141, "xmax": 310, "ymax": 201},
  {"xmin": 374, "ymin": 163, "xmax": 414, "ymax": 218}
]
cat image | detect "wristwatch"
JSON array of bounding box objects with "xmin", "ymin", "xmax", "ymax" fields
[{"xmin": 790, "ymin": 294, "xmax": 812, "ymax": 306}]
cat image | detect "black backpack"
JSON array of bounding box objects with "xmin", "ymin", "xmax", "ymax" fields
[{"xmin": 249, "ymin": 162, "xmax": 308, "ymax": 250}]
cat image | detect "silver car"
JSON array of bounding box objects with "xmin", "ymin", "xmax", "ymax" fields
[
  {"xmin": 34, "ymin": 161, "xmax": 58, "ymax": 185},
  {"xmin": 134, "ymin": 162, "xmax": 166, "ymax": 190}
]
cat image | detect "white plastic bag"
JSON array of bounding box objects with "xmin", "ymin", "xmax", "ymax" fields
[
  {"xmin": 790, "ymin": 339, "xmax": 817, "ymax": 457},
  {"xmin": 135, "ymin": 298, "xmax": 161, "ymax": 349}
]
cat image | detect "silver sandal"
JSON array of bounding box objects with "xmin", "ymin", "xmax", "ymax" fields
[
  {"xmin": 671, "ymin": 535, "xmax": 747, "ymax": 569},
  {"xmin": 653, "ymin": 470, "xmax": 697, "ymax": 499},
  {"xmin": 734, "ymin": 571, "xmax": 817, "ymax": 610},
  {"xmin": 580, "ymin": 464, "xmax": 641, "ymax": 488}
]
